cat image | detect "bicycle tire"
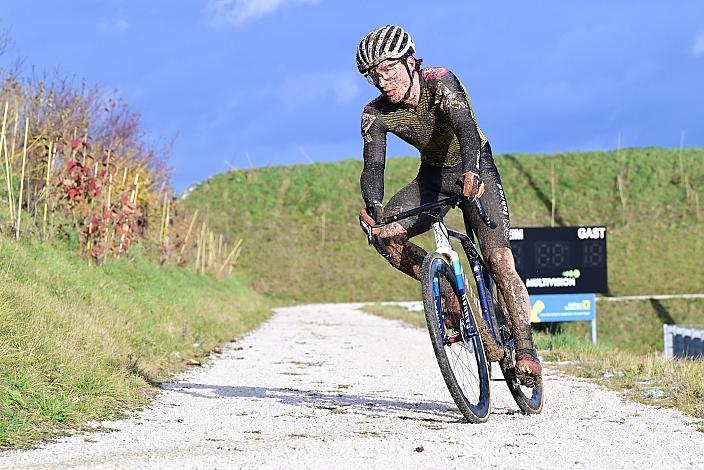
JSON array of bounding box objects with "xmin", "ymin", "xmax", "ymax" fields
[
  {"xmin": 483, "ymin": 275, "xmax": 544, "ymax": 414},
  {"xmin": 499, "ymin": 346, "xmax": 544, "ymax": 414},
  {"xmin": 421, "ymin": 252, "xmax": 491, "ymax": 423}
]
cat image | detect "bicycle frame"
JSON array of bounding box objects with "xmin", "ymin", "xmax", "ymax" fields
[
  {"xmin": 364, "ymin": 194, "xmax": 502, "ymax": 345},
  {"xmin": 431, "ymin": 218, "xmax": 499, "ymax": 344},
  {"xmin": 368, "ymin": 193, "xmax": 544, "ymax": 413}
]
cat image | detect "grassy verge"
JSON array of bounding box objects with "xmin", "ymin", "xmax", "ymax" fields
[
  {"xmin": 562, "ymin": 298, "xmax": 704, "ymax": 354},
  {"xmin": 536, "ymin": 331, "xmax": 704, "ymax": 428},
  {"xmin": 0, "ymin": 236, "xmax": 272, "ymax": 448},
  {"xmin": 362, "ymin": 304, "xmax": 427, "ymax": 329},
  {"xmin": 362, "ymin": 303, "xmax": 704, "ymax": 428}
]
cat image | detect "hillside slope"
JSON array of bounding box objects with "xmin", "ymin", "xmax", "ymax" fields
[
  {"xmin": 0, "ymin": 238, "xmax": 270, "ymax": 447},
  {"xmin": 182, "ymin": 148, "xmax": 704, "ymax": 351}
]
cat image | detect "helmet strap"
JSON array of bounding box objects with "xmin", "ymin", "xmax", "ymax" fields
[{"xmin": 401, "ymin": 57, "xmax": 416, "ymax": 102}]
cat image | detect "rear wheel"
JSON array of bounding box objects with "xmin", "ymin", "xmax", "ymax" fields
[
  {"xmin": 498, "ymin": 336, "xmax": 544, "ymax": 414},
  {"xmin": 483, "ymin": 274, "xmax": 544, "ymax": 414},
  {"xmin": 421, "ymin": 252, "xmax": 491, "ymax": 423}
]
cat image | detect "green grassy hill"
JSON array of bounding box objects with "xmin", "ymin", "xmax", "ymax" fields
[
  {"xmin": 182, "ymin": 147, "xmax": 703, "ymax": 352},
  {"xmin": 0, "ymin": 238, "xmax": 270, "ymax": 447}
]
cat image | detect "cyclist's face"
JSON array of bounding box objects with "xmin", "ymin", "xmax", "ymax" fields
[{"xmin": 366, "ymin": 58, "xmax": 411, "ymax": 103}]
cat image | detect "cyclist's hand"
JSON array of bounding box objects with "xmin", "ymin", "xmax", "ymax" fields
[
  {"xmin": 359, "ymin": 202, "xmax": 384, "ymax": 237},
  {"xmin": 461, "ymin": 171, "xmax": 485, "ymax": 200}
]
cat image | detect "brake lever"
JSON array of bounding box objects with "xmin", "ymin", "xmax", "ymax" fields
[
  {"xmin": 474, "ymin": 197, "xmax": 497, "ymax": 229},
  {"xmin": 359, "ymin": 214, "xmax": 387, "ymax": 245},
  {"xmin": 454, "ymin": 172, "xmax": 497, "ymax": 229}
]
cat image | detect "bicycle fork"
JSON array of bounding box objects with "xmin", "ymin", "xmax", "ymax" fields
[{"xmin": 431, "ymin": 221, "xmax": 477, "ymax": 339}]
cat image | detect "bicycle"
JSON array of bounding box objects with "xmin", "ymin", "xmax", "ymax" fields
[{"xmin": 360, "ymin": 194, "xmax": 544, "ymax": 423}]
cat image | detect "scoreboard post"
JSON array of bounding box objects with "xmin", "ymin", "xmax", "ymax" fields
[{"xmin": 509, "ymin": 226, "xmax": 608, "ymax": 344}]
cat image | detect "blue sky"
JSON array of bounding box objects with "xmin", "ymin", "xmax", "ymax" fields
[{"xmin": 1, "ymin": 1, "xmax": 703, "ymax": 192}]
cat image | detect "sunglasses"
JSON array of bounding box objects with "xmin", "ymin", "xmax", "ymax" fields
[{"xmin": 363, "ymin": 58, "xmax": 405, "ymax": 85}]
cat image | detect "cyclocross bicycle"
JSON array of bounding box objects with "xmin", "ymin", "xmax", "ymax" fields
[{"xmin": 361, "ymin": 195, "xmax": 544, "ymax": 423}]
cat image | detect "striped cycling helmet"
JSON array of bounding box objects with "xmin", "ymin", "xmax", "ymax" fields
[{"xmin": 356, "ymin": 25, "xmax": 416, "ymax": 73}]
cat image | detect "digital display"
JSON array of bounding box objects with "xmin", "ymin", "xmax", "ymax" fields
[
  {"xmin": 509, "ymin": 226, "xmax": 608, "ymax": 294},
  {"xmin": 535, "ymin": 241, "xmax": 571, "ymax": 269}
]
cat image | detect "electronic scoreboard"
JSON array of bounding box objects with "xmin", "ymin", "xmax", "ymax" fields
[{"xmin": 509, "ymin": 226, "xmax": 608, "ymax": 295}]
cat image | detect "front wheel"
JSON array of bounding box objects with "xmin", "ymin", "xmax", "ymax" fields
[{"xmin": 421, "ymin": 252, "xmax": 491, "ymax": 423}]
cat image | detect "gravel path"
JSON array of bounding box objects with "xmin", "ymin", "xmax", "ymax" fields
[{"xmin": 2, "ymin": 303, "xmax": 703, "ymax": 469}]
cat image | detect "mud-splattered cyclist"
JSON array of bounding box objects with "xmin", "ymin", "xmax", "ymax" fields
[{"xmin": 356, "ymin": 25, "xmax": 542, "ymax": 381}]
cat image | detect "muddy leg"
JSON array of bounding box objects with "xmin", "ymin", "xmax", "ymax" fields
[
  {"xmin": 485, "ymin": 247, "xmax": 542, "ymax": 377},
  {"xmin": 485, "ymin": 248, "xmax": 529, "ymax": 326},
  {"xmin": 376, "ymin": 222, "xmax": 427, "ymax": 281}
]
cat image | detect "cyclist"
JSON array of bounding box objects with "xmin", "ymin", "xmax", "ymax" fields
[{"xmin": 356, "ymin": 25, "xmax": 542, "ymax": 382}]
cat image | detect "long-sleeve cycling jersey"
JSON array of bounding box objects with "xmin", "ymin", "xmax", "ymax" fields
[{"xmin": 360, "ymin": 67, "xmax": 488, "ymax": 207}]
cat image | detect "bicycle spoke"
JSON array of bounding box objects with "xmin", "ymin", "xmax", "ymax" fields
[
  {"xmin": 446, "ymin": 341, "xmax": 481, "ymax": 404},
  {"xmin": 435, "ymin": 275, "xmax": 483, "ymax": 405}
]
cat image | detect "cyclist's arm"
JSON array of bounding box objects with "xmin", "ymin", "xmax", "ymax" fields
[
  {"xmin": 360, "ymin": 106, "xmax": 388, "ymax": 207},
  {"xmin": 436, "ymin": 71, "xmax": 484, "ymax": 175}
]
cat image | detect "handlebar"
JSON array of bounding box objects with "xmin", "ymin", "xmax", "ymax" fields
[
  {"xmin": 380, "ymin": 194, "xmax": 496, "ymax": 229},
  {"xmin": 360, "ymin": 194, "xmax": 496, "ymax": 254}
]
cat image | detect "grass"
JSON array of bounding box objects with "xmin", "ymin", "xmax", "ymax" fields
[
  {"xmin": 362, "ymin": 303, "xmax": 704, "ymax": 426},
  {"xmin": 182, "ymin": 147, "xmax": 704, "ymax": 352},
  {"xmin": 535, "ymin": 331, "xmax": 704, "ymax": 427},
  {"xmin": 0, "ymin": 235, "xmax": 272, "ymax": 448},
  {"xmin": 564, "ymin": 297, "xmax": 704, "ymax": 354},
  {"xmin": 362, "ymin": 303, "xmax": 427, "ymax": 329}
]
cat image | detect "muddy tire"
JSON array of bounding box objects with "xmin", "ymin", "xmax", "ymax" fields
[
  {"xmin": 483, "ymin": 275, "xmax": 545, "ymax": 415},
  {"xmin": 421, "ymin": 252, "xmax": 491, "ymax": 423},
  {"xmin": 499, "ymin": 348, "xmax": 544, "ymax": 414}
]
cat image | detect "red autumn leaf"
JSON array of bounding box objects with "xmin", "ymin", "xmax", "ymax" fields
[
  {"xmin": 67, "ymin": 188, "xmax": 78, "ymax": 199},
  {"xmin": 70, "ymin": 139, "xmax": 81, "ymax": 150}
]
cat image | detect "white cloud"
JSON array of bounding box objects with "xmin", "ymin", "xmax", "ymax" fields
[
  {"xmin": 693, "ymin": 32, "xmax": 704, "ymax": 57},
  {"xmin": 205, "ymin": 0, "xmax": 320, "ymax": 27},
  {"xmin": 98, "ymin": 16, "xmax": 129, "ymax": 33}
]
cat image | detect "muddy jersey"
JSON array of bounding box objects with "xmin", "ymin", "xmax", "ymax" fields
[{"xmin": 360, "ymin": 67, "xmax": 488, "ymax": 206}]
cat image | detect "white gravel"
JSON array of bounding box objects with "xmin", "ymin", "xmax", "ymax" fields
[{"xmin": 2, "ymin": 303, "xmax": 703, "ymax": 469}]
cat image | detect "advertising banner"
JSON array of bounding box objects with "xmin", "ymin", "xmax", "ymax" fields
[{"xmin": 529, "ymin": 293, "xmax": 596, "ymax": 323}]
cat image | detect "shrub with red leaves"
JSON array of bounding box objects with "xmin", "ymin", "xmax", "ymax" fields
[{"xmin": 50, "ymin": 144, "xmax": 143, "ymax": 261}]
